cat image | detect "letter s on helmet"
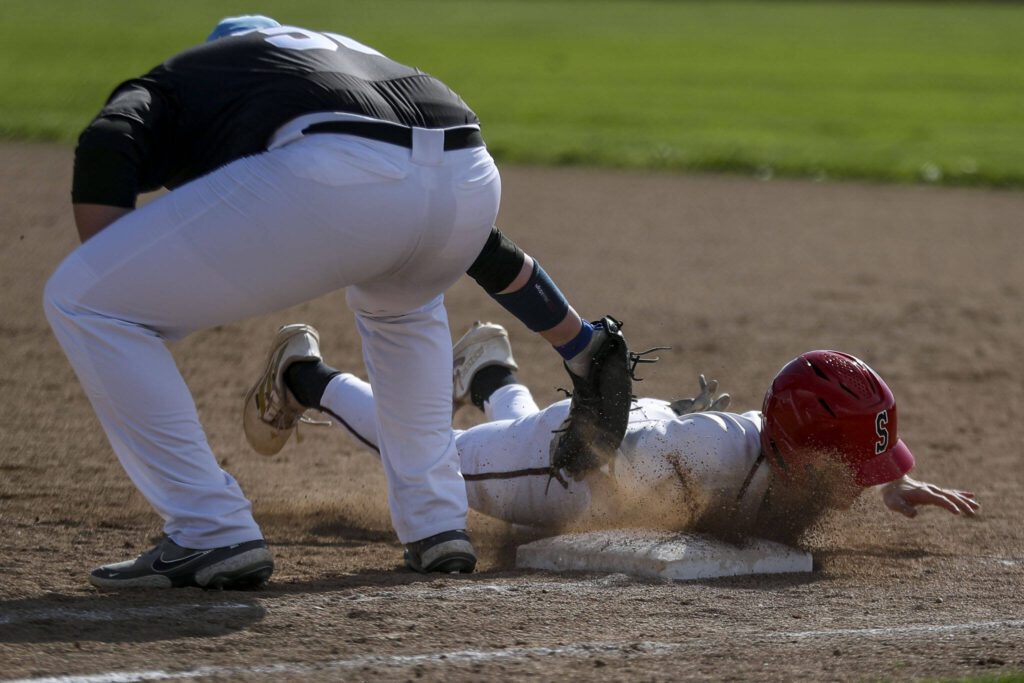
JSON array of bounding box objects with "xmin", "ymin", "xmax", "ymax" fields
[{"xmin": 760, "ymin": 350, "xmax": 915, "ymax": 487}]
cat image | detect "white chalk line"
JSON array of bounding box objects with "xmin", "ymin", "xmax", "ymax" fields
[
  {"xmin": 775, "ymin": 619, "xmax": 1024, "ymax": 640},
  {"xmin": 0, "ymin": 603, "xmax": 257, "ymax": 627},
  {"xmin": 8, "ymin": 620, "xmax": 1024, "ymax": 683},
  {"xmin": 6, "ymin": 641, "xmax": 679, "ymax": 683}
]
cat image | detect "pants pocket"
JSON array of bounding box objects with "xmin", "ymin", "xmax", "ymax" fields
[{"xmin": 280, "ymin": 137, "xmax": 408, "ymax": 186}]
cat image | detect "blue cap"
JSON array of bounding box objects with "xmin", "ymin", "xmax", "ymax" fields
[{"xmin": 206, "ymin": 15, "xmax": 281, "ymax": 42}]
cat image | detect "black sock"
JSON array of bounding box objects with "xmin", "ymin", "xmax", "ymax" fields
[
  {"xmin": 470, "ymin": 366, "xmax": 518, "ymax": 410},
  {"xmin": 284, "ymin": 360, "xmax": 341, "ymax": 409}
]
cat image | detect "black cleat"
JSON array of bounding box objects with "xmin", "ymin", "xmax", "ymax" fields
[
  {"xmin": 404, "ymin": 530, "xmax": 477, "ymax": 574},
  {"xmin": 89, "ymin": 537, "xmax": 274, "ymax": 590}
]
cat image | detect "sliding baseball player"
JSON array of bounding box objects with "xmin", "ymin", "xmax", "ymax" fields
[{"xmin": 251, "ymin": 322, "xmax": 978, "ymax": 543}]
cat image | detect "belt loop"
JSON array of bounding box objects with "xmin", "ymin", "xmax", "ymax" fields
[{"xmin": 411, "ymin": 128, "xmax": 445, "ymax": 166}]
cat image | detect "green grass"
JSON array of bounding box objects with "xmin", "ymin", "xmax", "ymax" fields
[
  {"xmin": 1, "ymin": 1, "xmax": 1022, "ymax": 186},
  {"xmin": 930, "ymin": 674, "xmax": 1024, "ymax": 683}
]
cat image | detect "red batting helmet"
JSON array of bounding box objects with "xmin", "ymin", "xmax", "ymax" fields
[{"xmin": 760, "ymin": 350, "xmax": 915, "ymax": 487}]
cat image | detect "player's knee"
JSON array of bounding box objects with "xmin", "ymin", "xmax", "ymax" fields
[
  {"xmin": 466, "ymin": 226, "xmax": 524, "ymax": 293},
  {"xmin": 42, "ymin": 258, "xmax": 87, "ymax": 328},
  {"xmin": 42, "ymin": 270, "xmax": 68, "ymax": 325}
]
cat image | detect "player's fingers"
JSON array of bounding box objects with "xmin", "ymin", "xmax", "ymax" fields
[
  {"xmin": 918, "ymin": 486, "xmax": 960, "ymax": 514},
  {"xmin": 936, "ymin": 487, "xmax": 979, "ymax": 514},
  {"xmin": 956, "ymin": 490, "xmax": 977, "ymax": 500},
  {"xmin": 929, "ymin": 490, "xmax": 962, "ymax": 515},
  {"xmin": 950, "ymin": 492, "xmax": 980, "ymax": 515}
]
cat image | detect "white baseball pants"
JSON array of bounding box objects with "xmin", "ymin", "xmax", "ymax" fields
[
  {"xmin": 322, "ymin": 374, "xmax": 594, "ymax": 529},
  {"xmin": 44, "ymin": 132, "xmax": 501, "ymax": 547}
]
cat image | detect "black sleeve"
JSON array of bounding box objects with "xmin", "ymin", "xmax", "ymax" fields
[{"xmin": 72, "ymin": 83, "xmax": 172, "ymax": 208}]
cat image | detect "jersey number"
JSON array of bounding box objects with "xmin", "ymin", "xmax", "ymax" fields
[
  {"xmin": 874, "ymin": 410, "xmax": 890, "ymax": 454},
  {"xmin": 258, "ymin": 26, "xmax": 383, "ymax": 56}
]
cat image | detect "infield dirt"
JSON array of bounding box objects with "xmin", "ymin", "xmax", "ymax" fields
[{"xmin": 1, "ymin": 142, "xmax": 1022, "ymax": 681}]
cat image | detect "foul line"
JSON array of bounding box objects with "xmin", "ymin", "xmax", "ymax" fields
[
  {"xmin": 774, "ymin": 619, "xmax": 1024, "ymax": 640},
  {"xmin": 8, "ymin": 620, "xmax": 1024, "ymax": 683},
  {"xmin": 7, "ymin": 642, "xmax": 679, "ymax": 683}
]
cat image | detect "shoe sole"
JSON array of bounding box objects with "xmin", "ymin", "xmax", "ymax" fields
[
  {"xmin": 425, "ymin": 553, "xmax": 476, "ymax": 574},
  {"xmin": 243, "ymin": 324, "xmax": 320, "ymax": 456},
  {"xmin": 195, "ymin": 547, "xmax": 275, "ymax": 589}
]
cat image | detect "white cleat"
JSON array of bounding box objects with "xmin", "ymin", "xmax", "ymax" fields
[
  {"xmin": 452, "ymin": 321, "xmax": 518, "ymax": 408},
  {"xmin": 243, "ymin": 324, "xmax": 323, "ymax": 456}
]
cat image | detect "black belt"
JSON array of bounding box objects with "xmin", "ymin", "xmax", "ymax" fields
[{"xmin": 302, "ymin": 121, "xmax": 484, "ymax": 151}]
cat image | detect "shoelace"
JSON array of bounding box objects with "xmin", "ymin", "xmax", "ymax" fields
[{"xmin": 294, "ymin": 414, "xmax": 332, "ymax": 444}]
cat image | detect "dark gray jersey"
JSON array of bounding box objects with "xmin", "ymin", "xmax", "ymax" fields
[{"xmin": 73, "ymin": 27, "xmax": 480, "ymax": 207}]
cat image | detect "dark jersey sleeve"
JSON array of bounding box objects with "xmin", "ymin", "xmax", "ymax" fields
[{"xmin": 72, "ymin": 82, "xmax": 175, "ymax": 208}]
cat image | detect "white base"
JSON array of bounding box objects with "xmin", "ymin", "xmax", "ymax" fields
[{"xmin": 515, "ymin": 528, "xmax": 812, "ymax": 581}]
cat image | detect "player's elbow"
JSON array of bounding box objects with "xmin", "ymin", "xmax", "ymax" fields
[{"xmin": 73, "ymin": 204, "xmax": 132, "ymax": 242}]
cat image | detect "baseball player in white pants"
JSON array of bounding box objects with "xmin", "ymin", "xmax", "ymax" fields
[
  {"xmin": 263, "ymin": 322, "xmax": 978, "ymax": 540},
  {"xmin": 44, "ymin": 17, "xmax": 621, "ymax": 588}
]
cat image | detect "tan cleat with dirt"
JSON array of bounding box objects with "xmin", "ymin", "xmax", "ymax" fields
[
  {"xmin": 452, "ymin": 321, "xmax": 518, "ymax": 408},
  {"xmin": 243, "ymin": 324, "xmax": 323, "ymax": 456}
]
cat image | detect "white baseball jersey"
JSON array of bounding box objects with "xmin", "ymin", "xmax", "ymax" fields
[{"xmin": 321, "ymin": 375, "xmax": 772, "ymax": 530}]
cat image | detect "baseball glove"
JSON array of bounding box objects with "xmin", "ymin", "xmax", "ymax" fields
[{"xmin": 548, "ymin": 316, "xmax": 633, "ymax": 484}]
